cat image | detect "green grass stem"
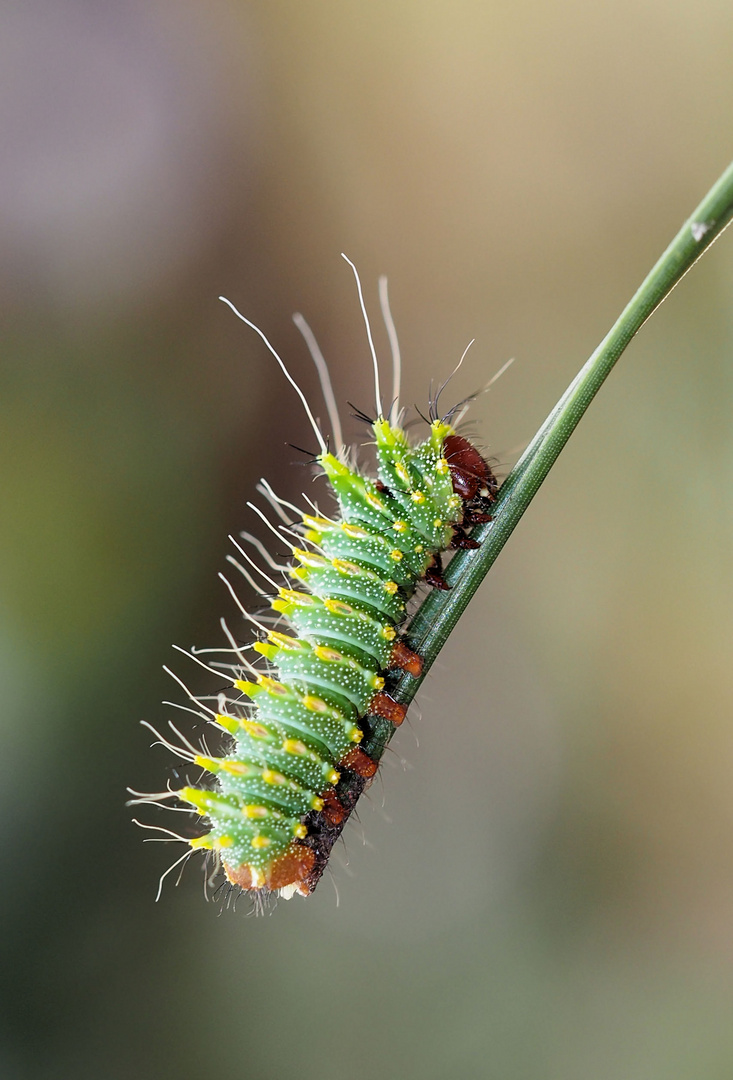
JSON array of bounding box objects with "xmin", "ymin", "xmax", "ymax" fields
[{"xmin": 364, "ymin": 159, "xmax": 733, "ymax": 762}]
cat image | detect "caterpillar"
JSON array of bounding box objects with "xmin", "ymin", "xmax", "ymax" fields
[{"xmin": 130, "ymin": 256, "xmax": 499, "ymax": 902}]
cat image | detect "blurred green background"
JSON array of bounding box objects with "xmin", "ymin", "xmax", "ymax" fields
[{"xmin": 2, "ymin": 1, "xmax": 733, "ymax": 1077}]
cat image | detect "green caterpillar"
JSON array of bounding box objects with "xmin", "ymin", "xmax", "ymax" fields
[{"xmin": 131, "ymin": 258, "xmax": 498, "ymax": 901}]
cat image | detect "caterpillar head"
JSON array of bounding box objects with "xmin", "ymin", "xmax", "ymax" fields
[{"xmin": 443, "ymin": 433, "xmax": 497, "ymax": 501}]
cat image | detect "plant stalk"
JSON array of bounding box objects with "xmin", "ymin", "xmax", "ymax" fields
[
  {"xmin": 375, "ymin": 160, "xmax": 733, "ymax": 754},
  {"xmin": 311, "ymin": 161, "xmax": 733, "ymax": 886}
]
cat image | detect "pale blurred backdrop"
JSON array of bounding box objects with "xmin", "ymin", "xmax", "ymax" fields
[{"xmin": 2, "ymin": 2, "xmax": 733, "ymax": 1078}]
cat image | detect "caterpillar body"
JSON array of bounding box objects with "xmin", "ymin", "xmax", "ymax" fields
[{"xmin": 132, "ymin": 258, "xmax": 499, "ymax": 901}]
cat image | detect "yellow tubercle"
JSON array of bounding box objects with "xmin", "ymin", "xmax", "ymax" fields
[
  {"xmin": 194, "ymin": 754, "xmax": 220, "ymax": 773},
  {"xmin": 294, "ymin": 823, "xmax": 308, "ymax": 839},
  {"xmin": 243, "ymin": 805, "xmax": 269, "ymax": 819},
  {"xmin": 311, "ymin": 796, "xmax": 324, "ymax": 811},
  {"xmin": 390, "ymin": 549, "xmax": 403, "ymax": 561},
  {"xmin": 262, "ymin": 769, "xmax": 286, "ymax": 786},
  {"xmin": 332, "ymin": 558, "xmax": 363, "ymax": 576},
  {"xmin": 214, "ymin": 835, "xmax": 233, "ymax": 849},
  {"xmin": 342, "ymin": 523, "xmax": 369, "ymax": 539},
  {"xmin": 258, "ymin": 676, "xmax": 290, "ymax": 697},
  {"xmin": 392, "ymin": 520, "xmax": 408, "ymax": 533},
  {"xmin": 372, "ymin": 676, "xmax": 385, "ymax": 690},
  {"xmin": 215, "ymin": 713, "xmax": 240, "ymax": 735},
  {"xmin": 384, "ymin": 581, "xmax": 398, "ymax": 595},
  {"xmin": 382, "ymin": 625, "xmax": 396, "ymax": 640},
  {"xmin": 283, "ymin": 738, "xmax": 308, "ymax": 756},
  {"xmin": 365, "ymin": 492, "xmax": 385, "ymax": 512},
  {"xmin": 234, "ymin": 678, "xmax": 258, "ymax": 697},
  {"xmin": 253, "ymin": 641, "xmax": 277, "ymax": 661},
  {"xmin": 294, "ymin": 548, "xmax": 328, "ymax": 568},
  {"xmin": 431, "ymin": 419, "xmax": 454, "ymax": 443},
  {"xmin": 189, "ymin": 835, "xmax": 213, "ymax": 850},
  {"xmin": 302, "ymin": 513, "xmax": 332, "ymax": 530},
  {"xmin": 240, "ymin": 718, "xmax": 271, "ymax": 740},
  {"xmin": 222, "ymin": 760, "xmax": 251, "ymax": 777},
  {"xmin": 251, "ymin": 835, "xmax": 271, "ymax": 849},
  {"xmin": 350, "ymin": 728, "xmax": 364, "ymax": 743},
  {"xmin": 267, "ymin": 630, "xmax": 300, "ymax": 650},
  {"xmin": 314, "ymin": 645, "xmax": 344, "ymax": 663},
  {"xmin": 320, "ymin": 452, "xmax": 351, "ymax": 478},
  {"xmin": 373, "ymin": 417, "xmax": 409, "ymax": 448},
  {"xmin": 303, "ymin": 695, "xmax": 329, "ymax": 713},
  {"xmin": 328, "ymin": 769, "xmax": 341, "ymax": 785},
  {"xmin": 278, "ymin": 588, "xmax": 316, "ymax": 607},
  {"xmin": 324, "ymin": 597, "xmax": 354, "ymax": 616},
  {"xmin": 411, "ymin": 490, "xmax": 425, "ymax": 503},
  {"xmin": 179, "ymin": 787, "xmax": 211, "ymax": 813}
]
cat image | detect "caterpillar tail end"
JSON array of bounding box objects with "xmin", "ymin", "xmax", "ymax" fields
[{"xmin": 222, "ymin": 843, "xmax": 316, "ymax": 898}]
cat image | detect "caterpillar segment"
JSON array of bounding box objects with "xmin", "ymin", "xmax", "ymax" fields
[{"xmin": 176, "ymin": 415, "xmax": 497, "ymax": 898}]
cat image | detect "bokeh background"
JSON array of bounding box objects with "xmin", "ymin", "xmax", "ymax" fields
[{"xmin": 3, "ymin": 2, "xmax": 733, "ymax": 1077}]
